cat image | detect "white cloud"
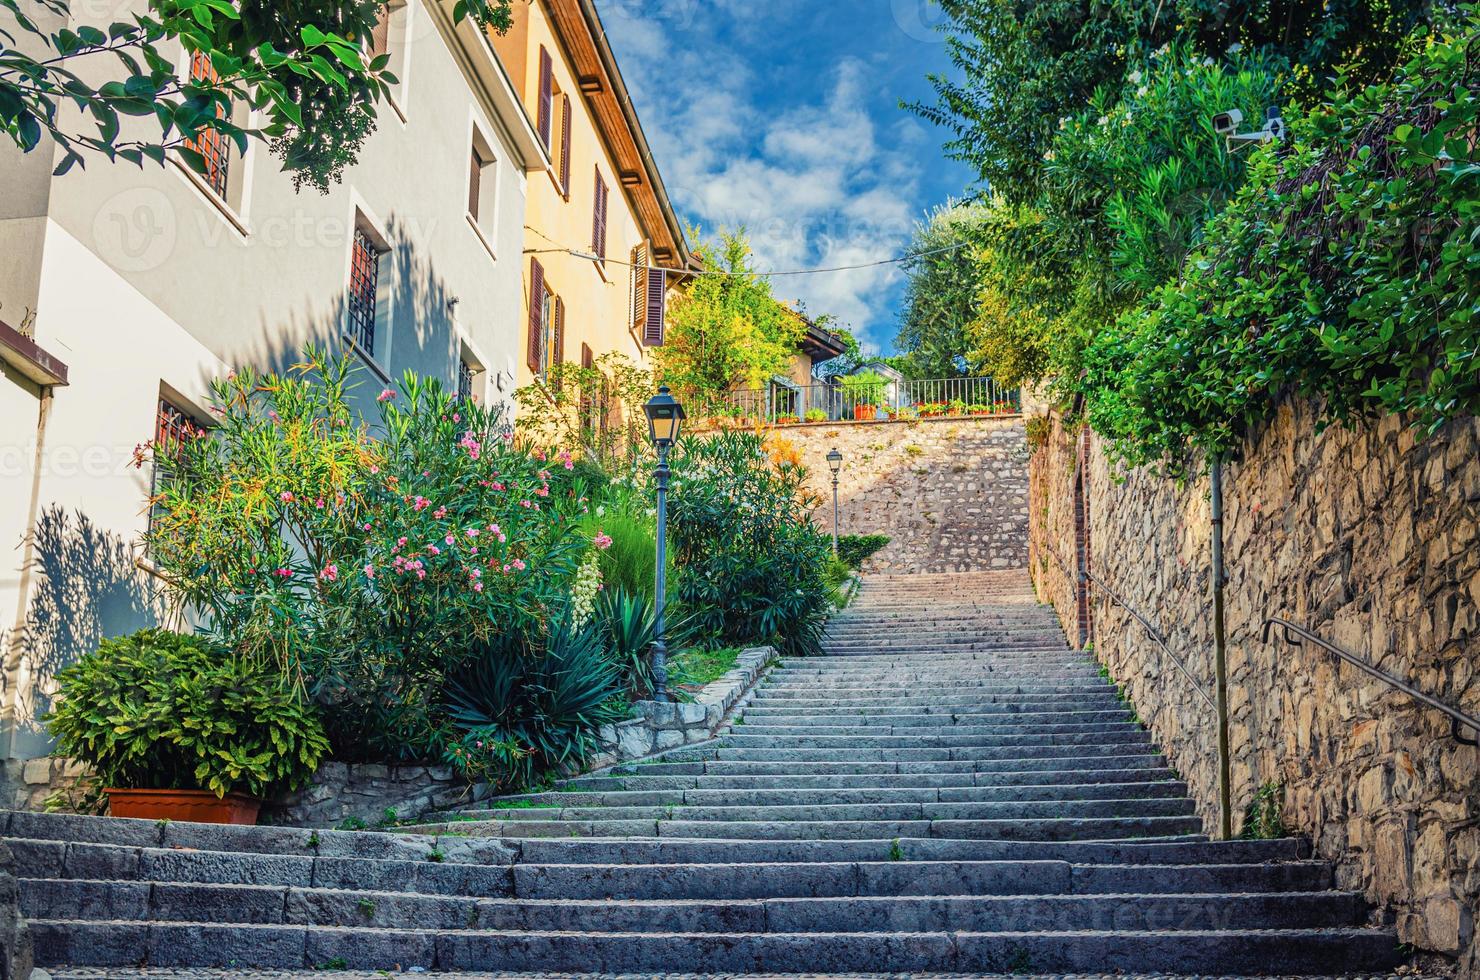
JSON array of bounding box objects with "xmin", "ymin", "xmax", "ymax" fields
[{"xmin": 603, "ymin": 7, "xmax": 925, "ymax": 349}]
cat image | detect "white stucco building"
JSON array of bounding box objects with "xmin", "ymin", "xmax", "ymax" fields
[{"xmin": 0, "ymin": 0, "xmax": 548, "ymax": 765}]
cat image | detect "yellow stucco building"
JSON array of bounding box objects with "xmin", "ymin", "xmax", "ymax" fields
[{"xmin": 489, "ymin": 0, "xmax": 690, "ymax": 402}]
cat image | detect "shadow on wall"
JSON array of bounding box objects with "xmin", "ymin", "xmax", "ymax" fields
[
  {"xmin": 4, "ymin": 506, "xmax": 165, "ymax": 754},
  {"xmin": 230, "ymin": 215, "xmax": 476, "ymax": 425}
]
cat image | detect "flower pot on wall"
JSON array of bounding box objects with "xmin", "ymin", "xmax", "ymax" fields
[
  {"xmin": 105, "ymin": 788, "xmax": 261, "ymax": 824},
  {"xmin": 853, "ymin": 405, "xmax": 876, "ymax": 421}
]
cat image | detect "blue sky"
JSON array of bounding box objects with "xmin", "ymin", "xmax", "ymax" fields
[{"xmin": 601, "ymin": 0, "xmax": 973, "ymax": 356}]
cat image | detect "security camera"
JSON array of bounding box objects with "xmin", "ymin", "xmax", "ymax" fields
[
  {"xmin": 1212, "ymin": 108, "xmax": 1244, "ymax": 135},
  {"xmin": 1263, "ymin": 106, "xmax": 1285, "ymax": 143},
  {"xmin": 1219, "ymin": 105, "xmax": 1287, "ymax": 150}
]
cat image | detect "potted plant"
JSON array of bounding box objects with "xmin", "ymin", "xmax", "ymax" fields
[
  {"xmin": 804, "ymin": 408, "xmax": 827, "ymax": 424},
  {"xmin": 47, "ymin": 629, "xmax": 329, "ymax": 824},
  {"xmin": 775, "ymin": 414, "xmax": 800, "ymax": 425},
  {"xmin": 841, "ymin": 371, "xmax": 888, "ymax": 421}
]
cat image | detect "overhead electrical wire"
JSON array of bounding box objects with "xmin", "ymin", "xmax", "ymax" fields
[{"xmin": 519, "ymin": 238, "xmax": 971, "ymax": 277}]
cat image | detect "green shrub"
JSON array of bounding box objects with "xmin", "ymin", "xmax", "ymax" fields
[
  {"xmin": 596, "ymin": 586, "xmax": 657, "ymax": 696},
  {"xmin": 591, "ymin": 510, "xmax": 658, "ymax": 600},
  {"xmin": 441, "ymin": 618, "xmax": 626, "ymax": 791},
  {"xmin": 668, "ymin": 430, "xmax": 833, "ymax": 656},
  {"xmin": 144, "ymin": 349, "xmax": 589, "ymax": 763},
  {"xmin": 836, "ymin": 534, "xmax": 889, "ymax": 570},
  {"xmin": 47, "ymin": 629, "xmax": 329, "ymax": 798},
  {"xmin": 841, "ymin": 371, "xmax": 889, "ymax": 407},
  {"xmin": 1241, "ymin": 781, "xmax": 1289, "ymax": 840}
]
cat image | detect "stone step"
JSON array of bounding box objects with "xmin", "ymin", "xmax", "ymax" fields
[
  {"xmin": 0, "ymin": 810, "xmax": 509, "ymax": 866},
  {"xmin": 507, "ymin": 836, "xmax": 1308, "ymax": 867},
  {"xmin": 23, "ymin": 878, "xmax": 1366, "ymax": 934},
  {"xmin": 406, "ymin": 814, "xmax": 1206, "ymax": 841},
  {"xmin": 435, "ymin": 796, "xmax": 1198, "ymax": 824},
  {"xmin": 718, "ymin": 727, "xmax": 1150, "ymax": 746},
  {"xmin": 486, "ymin": 781, "xmax": 1191, "ymax": 809},
  {"xmin": 564, "ymin": 766, "xmax": 1182, "ymax": 792},
  {"xmin": 29, "ymin": 920, "xmax": 1404, "ymax": 973},
  {"xmin": 607, "ymin": 753, "xmax": 1172, "ymax": 777},
  {"xmin": 676, "ymin": 742, "xmax": 1159, "ymax": 763},
  {"xmin": 7, "ymin": 838, "xmax": 515, "ymax": 897},
  {"xmin": 753, "ymin": 683, "xmax": 1121, "ymax": 697},
  {"xmin": 748, "ymin": 692, "xmax": 1127, "ymax": 706},
  {"xmin": 737, "ymin": 709, "xmax": 1134, "ymax": 726}
]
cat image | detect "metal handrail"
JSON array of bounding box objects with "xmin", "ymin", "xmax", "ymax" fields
[
  {"xmin": 1083, "ymin": 569, "xmax": 1218, "ymax": 712},
  {"xmin": 1262, "ymin": 617, "xmax": 1480, "ymax": 745}
]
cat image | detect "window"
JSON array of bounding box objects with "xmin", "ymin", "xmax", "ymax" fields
[
  {"xmin": 182, "ymin": 50, "xmax": 231, "ymax": 199},
  {"xmin": 367, "ymin": 0, "xmax": 410, "ymax": 109},
  {"xmin": 149, "ymin": 396, "xmax": 201, "ymax": 535},
  {"xmin": 458, "ymin": 356, "xmax": 476, "ymax": 402},
  {"xmin": 526, "ymin": 258, "xmax": 563, "ymax": 381},
  {"xmin": 591, "ymin": 168, "xmax": 608, "ymax": 263},
  {"xmin": 468, "ymin": 129, "xmax": 498, "ymax": 233},
  {"xmin": 536, "ymin": 46, "xmax": 553, "ymax": 149},
  {"xmin": 348, "ymin": 226, "xmax": 387, "ymax": 356},
  {"xmin": 557, "ymin": 93, "xmax": 572, "ymax": 198},
  {"xmin": 630, "ymin": 242, "xmax": 667, "ymax": 345}
]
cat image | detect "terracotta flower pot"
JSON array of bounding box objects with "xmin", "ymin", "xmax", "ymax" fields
[
  {"xmin": 105, "ymin": 787, "xmax": 261, "ymax": 825},
  {"xmin": 853, "ymin": 405, "xmax": 876, "ymax": 421}
]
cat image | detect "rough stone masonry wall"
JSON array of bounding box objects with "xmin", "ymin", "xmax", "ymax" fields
[
  {"xmin": 779, "ymin": 417, "xmax": 1030, "ymax": 574},
  {"xmin": 1028, "ymin": 401, "xmax": 1480, "ymax": 970}
]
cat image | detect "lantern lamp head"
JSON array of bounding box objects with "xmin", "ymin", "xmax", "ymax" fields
[
  {"xmin": 826, "ymin": 448, "xmax": 843, "ymax": 474},
  {"xmin": 644, "ymin": 385, "xmax": 686, "ymax": 448}
]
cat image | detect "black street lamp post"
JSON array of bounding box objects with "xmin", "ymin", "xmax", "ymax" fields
[
  {"xmin": 643, "ymin": 385, "xmax": 686, "ymax": 703},
  {"xmin": 826, "ymin": 448, "xmax": 843, "ymax": 555}
]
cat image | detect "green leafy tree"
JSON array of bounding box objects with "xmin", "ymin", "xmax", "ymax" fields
[
  {"xmin": 1, "ymin": 0, "xmax": 512, "ymax": 190},
  {"xmin": 894, "ymin": 201, "xmax": 991, "ymax": 379},
  {"xmin": 657, "ymin": 228, "xmax": 806, "ymax": 408},
  {"xmin": 910, "ymin": 0, "xmax": 1433, "ymax": 205}
]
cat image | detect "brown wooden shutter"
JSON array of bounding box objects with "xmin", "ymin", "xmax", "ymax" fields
[
  {"xmin": 527, "ymin": 258, "xmax": 545, "ymax": 373},
  {"xmin": 537, "ymin": 47, "xmax": 553, "ymax": 148},
  {"xmin": 642, "ymin": 268, "xmax": 667, "ymax": 347},
  {"xmin": 630, "ymin": 242, "xmax": 649, "ymax": 332},
  {"xmin": 467, "ymin": 148, "xmax": 481, "ymax": 219},
  {"xmin": 558, "ymin": 94, "xmax": 572, "ymax": 198},
  {"xmin": 552, "ymin": 296, "xmax": 565, "ymax": 370},
  {"xmin": 579, "ymin": 343, "xmax": 594, "ymax": 422},
  {"xmin": 591, "ymin": 169, "xmax": 608, "ymax": 261}
]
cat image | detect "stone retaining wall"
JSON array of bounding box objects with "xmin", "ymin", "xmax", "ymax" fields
[
  {"xmin": 1028, "ymin": 400, "xmax": 1480, "ymax": 971},
  {"xmin": 0, "ymin": 840, "xmax": 30, "ymax": 980},
  {"xmin": 9, "ymin": 647, "xmax": 779, "ymax": 830},
  {"xmin": 776, "ymin": 417, "xmax": 1030, "ymax": 574}
]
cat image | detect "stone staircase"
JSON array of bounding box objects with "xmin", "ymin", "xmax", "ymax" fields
[{"xmin": 9, "ymin": 569, "xmax": 1405, "ymax": 975}]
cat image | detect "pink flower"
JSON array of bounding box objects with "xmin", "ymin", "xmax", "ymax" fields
[
  {"xmin": 275, "ymin": 567, "xmax": 292, "ymax": 578},
  {"xmin": 279, "ymin": 491, "xmax": 294, "ymax": 503},
  {"xmin": 370, "ymin": 465, "xmax": 380, "ymax": 475},
  {"xmin": 412, "ymin": 496, "xmax": 430, "ymax": 512},
  {"xmin": 445, "ymin": 534, "xmax": 455, "ymax": 546},
  {"xmin": 377, "ymin": 388, "xmax": 396, "ymax": 403},
  {"xmin": 314, "ymin": 497, "xmax": 325, "ymax": 509},
  {"xmin": 433, "ymin": 506, "xmax": 448, "ymax": 519},
  {"xmin": 473, "ymin": 582, "xmax": 484, "ymax": 593},
  {"xmin": 319, "ymin": 564, "xmax": 339, "ymax": 582},
  {"xmin": 428, "ymin": 545, "xmax": 441, "ymax": 556},
  {"xmin": 364, "ymin": 564, "xmax": 376, "ymax": 579},
  {"xmin": 465, "ymin": 528, "xmax": 479, "ymax": 538},
  {"xmin": 363, "ymin": 522, "xmax": 374, "ymax": 531},
  {"xmin": 593, "ymin": 532, "xmax": 613, "ymax": 550},
  {"xmin": 520, "ymin": 500, "xmax": 532, "ymax": 508}
]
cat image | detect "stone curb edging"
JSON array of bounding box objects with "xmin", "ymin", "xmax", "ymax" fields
[{"xmin": 580, "ymin": 646, "xmax": 779, "ymax": 772}]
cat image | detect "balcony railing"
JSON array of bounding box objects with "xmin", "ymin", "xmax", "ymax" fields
[{"xmin": 723, "ymin": 377, "xmax": 1020, "ymax": 425}]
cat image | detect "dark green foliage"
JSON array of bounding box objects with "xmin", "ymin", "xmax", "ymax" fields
[
  {"xmin": 668, "ymin": 431, "xmax": 834, "ymax": 657},
  {"xmin": 596, "ymin": 586, "xmax": 657, "ymax": 696},
  {"xmin": 911, "ymin": 0, "xmax": 1435, "ymax": 205},
  {"xmin": 1241, "ymin": 781, "xmax": 1289, "ymax": 839},
  {"xmin": 1082, "ymin": 19, "xmax": 1480, "ymax": 466},
  {"xmin": 836, "ymin": 534, "xmax": 890, "ymax": 570},
  {"xmin": 46, "ymin": 629, "xmax": 329, "ymax": 798},
  {"xmin": 442, "ymin": 618, "xmax": 626, "ymax": 791},
  {"xmin": 895, "ymin": 202, "xmax": 992, "ymax": 378}
]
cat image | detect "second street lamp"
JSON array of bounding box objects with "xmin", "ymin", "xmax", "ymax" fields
[
  {"xmin": 826, "ymin": 447, "xmax": 843, "ymax": 556},
  {"xmin": 642, "ymin": 385, "xmax": 686, "ymax": 703}
]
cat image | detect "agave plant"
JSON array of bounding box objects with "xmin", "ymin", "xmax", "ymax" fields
[{"xmin": 442, "ymin": 618, "xmax": 626, "ymax": 790}]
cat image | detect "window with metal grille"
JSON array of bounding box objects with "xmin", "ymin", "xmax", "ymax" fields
[
  {"xmin": 150, "ymin": 397, "xmax": 198, "ymax": 535},
  {"xmin": 183, "ymin": 50, "xmax": 231, "ymax": 199},
  {"xmin": 348, "ymin": 228, "xmax": 381, "ymax": 355},
  {"xmin": 458, "ymin": 357, "xmax": 475, "ymax": 402}
]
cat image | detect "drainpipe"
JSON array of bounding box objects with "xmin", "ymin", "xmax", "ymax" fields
[
  {"xmin": 1, "ymin": 386, "xmax": 53, "ymax": 760},
  {"xmin": 1210, "ymin": 457, "xmax": 1233, "ymax": 840}
]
